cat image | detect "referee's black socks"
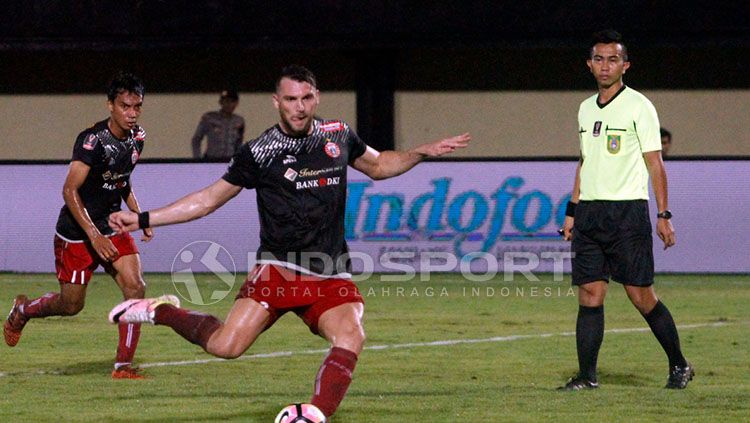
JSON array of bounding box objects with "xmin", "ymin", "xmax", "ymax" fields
[
  {"xmin": 643, "ymin": 301, "xmax": 688, "ymax": 368},
  {"xmin": 576, "ymin": 305, "xmax": 604, "ymax": 382}
]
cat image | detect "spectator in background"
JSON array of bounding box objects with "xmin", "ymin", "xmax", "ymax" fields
[
  {"xmin": 660, "ymin": 127, "xmax": 672, "ymax": 158},
  {"xmin": 191, "ymin": 90, "xmax": 245, "ymax": 160}
]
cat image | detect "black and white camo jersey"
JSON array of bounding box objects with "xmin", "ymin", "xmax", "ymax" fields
[
  {"xmin": 223, "ymin": 119, "xmax": 367, "ymax": 277},
  {"xmin": 56, "ymin": 119, "xmax": 145, "ymax": 241}
]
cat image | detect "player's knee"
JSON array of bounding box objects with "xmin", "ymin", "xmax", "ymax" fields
[
  {"xmin": 333, "ymin": 323, "xmax": 366, "ymax": 352},
  {"xmin": 578, "ymin": 284, "xmax": 605, "ymax": 305},
  {"xmin": 211, "ymin": 343, "xmax": 246, "ymax": 359},
  {"xmin": 122, "ymin": 282, "xmax": 145, "ymax": 299},
  {"xmin": 61, "ymin": 301, "xmax": 84, "ymax": 316}
]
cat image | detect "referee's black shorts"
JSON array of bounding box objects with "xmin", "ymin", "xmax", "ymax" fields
[{"xmin": 571, "ymin": 200, "xmax": 654, "ymax": 286}]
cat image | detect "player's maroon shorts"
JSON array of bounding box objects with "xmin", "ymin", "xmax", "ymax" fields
[
  {"xmin": 54, "ymin": 232, "xmax": 138, "ymax": 285},
  {"xmin": 236, "ymin": 264, "xmax": 364, "ymax": 335}
]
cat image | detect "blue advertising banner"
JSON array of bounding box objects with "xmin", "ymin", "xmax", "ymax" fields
[{"xmin": 1, "ymin": 161, "xmax": 747, "ymax": 274}]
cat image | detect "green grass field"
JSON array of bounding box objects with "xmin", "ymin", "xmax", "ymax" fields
[{"xmin": 0, "ymin": 273, "xmax": 748, "ymax": 422}]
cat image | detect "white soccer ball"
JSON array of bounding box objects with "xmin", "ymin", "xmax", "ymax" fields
[{"xmin": 274, "ymin": 403, "xmax": 327, "ymax": 423}]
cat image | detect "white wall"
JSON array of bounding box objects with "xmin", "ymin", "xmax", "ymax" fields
[
  {"xmin": 0, "ymin": 92, "xmax": 357, "ymax": 159},
  {"xmin": 395, "ymin": 90, "xmax": 750, "ymax": 157},
  {"xmin": 1, "ymin": 90, "xmax": 748, "ymax": 159}
]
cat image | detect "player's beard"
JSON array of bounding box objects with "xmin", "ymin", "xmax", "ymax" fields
[{"xmin": 281, "ymin": 115, "xmax": 313, "ymax": 137}]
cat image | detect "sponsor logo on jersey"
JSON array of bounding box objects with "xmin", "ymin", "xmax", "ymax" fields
[
  {"xmin": 83, "ymin": 134, "xmax": 97, "ymax": 150},
  {"xmin": 592, "ymin": 121, "xmax": 602, "ymax": 137},
  {"xmin": 320, "ymin": 121, "xmax": 344, "ymax": 133},
  {"xmin": 298, "ymin": 166, "xmax": 342, "ymax": 178},
  {"xmin": 607, "ymin": 135, "xmax": 621, "ymax": 154},
  {"xmin": 296, "ymin": 176, "xmax": 341, "ymax": 190},
  {"xmin": 103, "ymin": 170, "xmax": 131, "ymax": 181},
  {"xmin": 283, "ymin": 155, "xmax": 297, "ymax": 165},
  {"xmin": 284, "ymin": 168, "xmax": 299, "ymax": 181},
  {"xmin": 324, "ymin": 141, "xmax": 341, "ymax": 158},
  {"xmin": 102, "ymin": 180, "xmax": 128, "ymax": 191}
]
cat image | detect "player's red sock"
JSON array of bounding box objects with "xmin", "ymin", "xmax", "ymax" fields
[
  {"xmin": 20, "ymin": 292, "xmax": 60, "ymax": 318},
  {"xmin": 153, "ymin": 305, "xmax": 221, "ymax": 350},
  {"xmin": 311, "ymin": 347, "xmax": 358, "ymax": 417},
  {"xmin": 115, "ymin": 323, "xmax": 141, "ymax": 369}
]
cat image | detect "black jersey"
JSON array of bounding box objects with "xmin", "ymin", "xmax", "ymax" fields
[
  {"xmin": 223, "ymin": 119, "xmax": 367, "ymax": 277},
  {"xmin": 56, "ymin": 119, "xmax": 145, "ymax": 241}
]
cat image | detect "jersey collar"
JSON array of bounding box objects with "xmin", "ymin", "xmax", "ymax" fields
[{"xmin": 596, "ymin": 84, "xmax": 627, "ymax": 109}]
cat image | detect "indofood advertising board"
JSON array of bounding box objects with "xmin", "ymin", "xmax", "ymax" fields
[{"xmin": 0, "ymin": 161, "xmax": 747, "ymax": 273}]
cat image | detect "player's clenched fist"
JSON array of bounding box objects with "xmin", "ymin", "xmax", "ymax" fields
[{"xmin": 109, "ymin": 210, "xmax": 140, "ymax": 233}]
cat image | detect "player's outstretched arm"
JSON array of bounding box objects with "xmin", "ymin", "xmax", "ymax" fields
[
  {"xmin": 352, "ymin": 132, "xmax": 470, "ymax": 180},
  {"xmin": 109, "ymin": 178, "xmax": 243, "ymax": 233}
]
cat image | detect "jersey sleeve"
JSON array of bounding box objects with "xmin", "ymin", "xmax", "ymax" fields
[
  {"xmin": 635, "ymin": 98, "xmax": 662, "ymax": 153},
  {"xmin": 346, "ymin": 126, "xmax": 367, "ymax": 164},
  {"xmin": 222, "ymin": 142, "xmax": 259, "ymax": 189},
  {"xmin": 71, "ymin": 132, "xmax": 103, "ymax": 165}
]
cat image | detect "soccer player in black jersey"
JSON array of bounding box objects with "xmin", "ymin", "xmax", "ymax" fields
[
  {"xmin": 107, "ymin": 65, "xmax": 470, "ymax": 418},
  {"xmin": 3, "ymin": 71, "xmax": 170, "ymax": 379}
]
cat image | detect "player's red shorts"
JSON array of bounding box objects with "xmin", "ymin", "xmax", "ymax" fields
[
  {"xmin": 54, "ymin": 232, "xmax": 138, "ymax": 285},
  {"xmin": 236, "ymin": 264, "xmax": 364, "ymax": 335}
]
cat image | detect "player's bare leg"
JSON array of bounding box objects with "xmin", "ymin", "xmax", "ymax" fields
[
  {"xmin": 112, "ymin": 296, "xmax": 270, "ymax": 359},
  {"xmin": 202, "ymin": 298, "xmax": 269, "ymax": 358},
  {"xmin": 560, "ymin": 280, "xmax": 607, "ymax": 390},
  {"xmin": 311, "ymin": 302, "xmax": 365, "ymax": 417},
  {"xmin": 4, "ymin": 283, "xmax": 88, "ymax": 346},
  {"xmin": 625, "ymin": 284, "xmax": 692, "ymax": 388},
  {"xmin": 109, "ymin": 253, "xmax": 146, "ymax": 378}
]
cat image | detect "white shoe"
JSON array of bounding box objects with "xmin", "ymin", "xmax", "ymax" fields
[{"xmin": 108, "ymin": 295, "xmax": 180, "ymax": 324}]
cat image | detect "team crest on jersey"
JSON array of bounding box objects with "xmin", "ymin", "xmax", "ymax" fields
[
  {"xmin": 284, "ymin": 168, "xmax": 298, "ymax": 181},
  {"xmin": 320, "ymin": 121, "xmax": 344, "ymax": 133},
  {"xmin": 607, "ymin": 135, "xmax": 621, "ymax": 154},
  {"xmin": 593, "ymin": 121, "xmax": 602, "ymax": 137},
  {"xmin": 324, "ymin": 140, "xmax": 341, "ymax": 158},
  {"xmin": 83, "ymin": 134, "xmax": 97, "ymax": 150}
]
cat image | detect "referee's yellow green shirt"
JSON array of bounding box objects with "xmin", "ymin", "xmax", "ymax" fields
[{"xmin": 578, "ymin": 86, "xmax": 661, "ymax": 201}]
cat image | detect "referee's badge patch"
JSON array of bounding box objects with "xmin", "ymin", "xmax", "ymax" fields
[
  {"xmin": 593, "ymin": 121, "xmax": 602, "ymax": 137},
  {"xmin": 607, "ymin": 135, "xmax": 621, "ymax": 154}
]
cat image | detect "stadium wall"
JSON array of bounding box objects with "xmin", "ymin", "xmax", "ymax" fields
[
  {"xmin": 1, "ymin": 161, "xmax": 747, "ymax": 274},
  {"xmin": 0, "ymin": 92, "xmax": 357, "ymax": 160},
  {"xmin": 1, "ymin": 90, "xmax": 748, "ymax": 160}
]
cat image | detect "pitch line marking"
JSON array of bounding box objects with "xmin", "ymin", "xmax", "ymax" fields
[
  {"xmin": 137, "ymin": 320, "xmax": 735, "ymax": 369},
  {"xmin": 0, "ymin": 320, "xmax": 738, "ymax": 377}
]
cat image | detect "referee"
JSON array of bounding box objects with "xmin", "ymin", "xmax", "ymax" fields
[{"xmin": 559, "ymin": 30, "xmax": 693, "ymax": 390}]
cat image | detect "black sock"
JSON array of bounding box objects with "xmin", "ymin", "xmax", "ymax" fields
[
  {"xmin": 643, "ymin": 301, "xmax": 688, "ymax": 368},
  {"xmin": 576, "ymin": 305, "xmax": 604, "ymax": 382}
]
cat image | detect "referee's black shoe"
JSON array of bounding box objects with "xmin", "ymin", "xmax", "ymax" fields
[
  {"xmin": 557, "ymin": 375, "xmax": 599, "ymax": 391},
  {"xmin": 665, "ymin": 363, "xmax": 694, "ymax": 389}
]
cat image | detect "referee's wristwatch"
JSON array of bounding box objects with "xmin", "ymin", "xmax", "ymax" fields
[{"xmin": 657, "ymin": 210, "xmax": 672, "ymax": 220}]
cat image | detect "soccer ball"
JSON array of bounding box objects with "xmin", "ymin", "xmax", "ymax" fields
[{"xmin": 274, "ymin": 403, "xmax": 326, "ymax": 423}]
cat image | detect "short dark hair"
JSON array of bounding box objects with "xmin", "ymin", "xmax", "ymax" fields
[
  {"xmin": 276, "ymin": 65, "xmax": 317, "ymax": 91},
  {"xmin": 660, "ymin": 127, "xmax": 672, "ymax": 140},
  {"xmin": 107, "ymin": 71, "xmax": 145, "ymax": 102},
  {"xmin": 591, "ymin": 29, "xmax": 628, "ymax": 61}
]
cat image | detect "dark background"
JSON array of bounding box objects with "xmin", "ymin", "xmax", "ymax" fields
[{"xmin": 2, "ymin": 1, "xmax": 749, "ymax": 150}]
